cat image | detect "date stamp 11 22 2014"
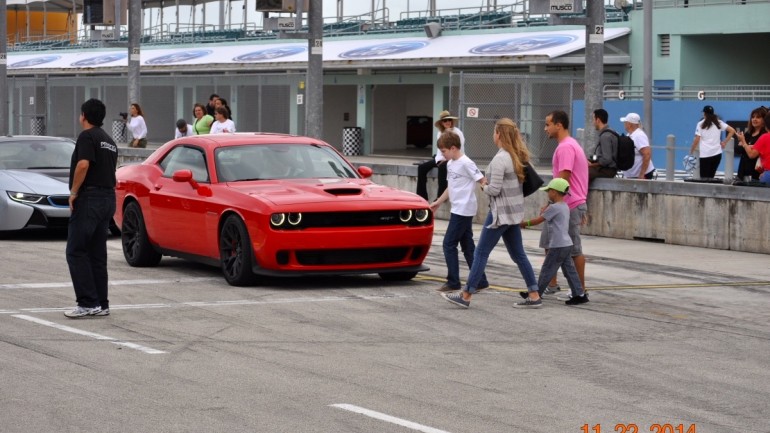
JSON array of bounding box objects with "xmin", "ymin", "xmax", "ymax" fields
[{"xmin": 581, "ymin": 424, "xmax": 696, "ymax": 433}]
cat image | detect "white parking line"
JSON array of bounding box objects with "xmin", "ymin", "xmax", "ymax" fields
[
  {"xmin": 12, "ymin": 315, "xmax": 167, "ymax": 355},
  {"xmin": 0, "ymin": 277, "xmax": 220, "ymax": 291},
  {"xmin": 330, "ymin": 404, "xmax": 451, "ymax": 433},
  {"xmin": 4, "ymin": 294, "xmax": 413, "ymax": 315}
]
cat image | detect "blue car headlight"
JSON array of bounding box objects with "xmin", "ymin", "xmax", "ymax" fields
[{"xmin": 8, "ymin": 191, "xmax": 45, "ymax": 204}]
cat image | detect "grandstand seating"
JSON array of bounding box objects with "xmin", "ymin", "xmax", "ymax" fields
[{"xmin": 5, "ymin": 4, "xmax": 627, "ymax": 51}]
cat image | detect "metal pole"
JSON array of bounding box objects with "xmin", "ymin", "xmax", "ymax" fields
[
  {"xmin": 666, "ymin": 134, "xmax": 675, "ymax": 181},
  {"xmin": 305, "ymin": 0, "xmax": 323, "ymax": 139},
  {"xmin": 583, "ymin": 0, "xmax": 605, "ymax": 152},
  {"xmin": 643, "ymin": 0, "xmax": 653, "ymax": 141},
  {"xmin": 0, "ymin": 0, "xmax": 8, "ymax": 136},
  {"xmin": 128, "ymin": 0, "xmax": 142, "ymax": 107},
  {"xmin": 723, "ymin": 136, "xmax": 734, "ymax": 183}
]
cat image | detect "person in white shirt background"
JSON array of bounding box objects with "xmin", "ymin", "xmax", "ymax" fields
[
  {"xmin": 689, "ymin": 105, "xmax": 736, "ymax": 179},
  {"xmin": 126, "ymin": 103, "xmax": 148, "ymax": 148},
  {"xmin": 174, "ymin": 119, "xmax": 194, "ymax": 139},
  {"xmin": 416, "ymin": 110, "xmax": 465, "ymax": 201},
  {"xmin": 210, "ymin": 106, "xmax": 236, "ymax": 134},
  {"xmin": 620, "ymin": 112, "xmax": 656, "ymax": 180}
]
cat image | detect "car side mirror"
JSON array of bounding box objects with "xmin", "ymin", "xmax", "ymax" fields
[
  {"xmin": 171, "ymin": 169, "xmax": 212, "ymax": 197},
  {"xmin": 358, "ymin": 166, "xmax": 373, "ymax": 179}
]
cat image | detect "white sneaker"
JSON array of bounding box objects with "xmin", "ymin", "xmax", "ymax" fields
[{"xmin": 64, "ymin": 305, "xmax": 102, "ymax": 318}]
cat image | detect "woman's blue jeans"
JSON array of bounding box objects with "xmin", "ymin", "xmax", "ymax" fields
[{"xmin": 464, "ymin": 212, "xmax": 538, "ymax": 294}]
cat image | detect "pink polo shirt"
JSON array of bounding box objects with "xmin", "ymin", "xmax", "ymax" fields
[{"xmin": 552, "ymin": 136, "xmax": 589, "ymax": 209}]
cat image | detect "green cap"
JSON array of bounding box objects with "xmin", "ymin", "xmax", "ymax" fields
[{"xmin": 539, "ymin": 177, "xmax": 570, "ymax": 194}]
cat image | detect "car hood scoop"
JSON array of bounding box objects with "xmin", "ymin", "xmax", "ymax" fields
[{"xmin": 323, "ymin": 187, "xmax": 363, "ymax": 196}]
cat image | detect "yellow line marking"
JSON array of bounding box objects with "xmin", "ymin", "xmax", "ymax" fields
[{"xmin": 414, "ymin": 275, "xmax": 770, "ymax": 292}]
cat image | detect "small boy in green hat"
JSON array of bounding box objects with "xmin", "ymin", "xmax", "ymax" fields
[{"xmin": 515, "ymin": 178, "xmax": 588, "ymax": 308}]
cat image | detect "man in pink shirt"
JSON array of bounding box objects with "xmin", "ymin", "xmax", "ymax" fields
[{"xmin": 542, "ymin": 110, "xmax": 589, "ymax": 296}]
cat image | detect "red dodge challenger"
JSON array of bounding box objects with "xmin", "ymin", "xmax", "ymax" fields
[{"xmin": 114, "ymin": 133, "xmax": 433, "ymax": 286}]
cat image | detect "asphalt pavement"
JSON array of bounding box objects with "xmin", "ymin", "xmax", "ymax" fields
[{"xmin": 0, "ymin": 220, "xmax": 769, "ymax": 433}]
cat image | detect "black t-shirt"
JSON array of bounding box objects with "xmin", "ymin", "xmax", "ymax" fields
[
  {"xmin": 737, "ymin": 130, "xmax": 765, "ymax": 179},
  {"xmin": 69, "ymin": 126, "xmax": 119, "ymax": 190}
]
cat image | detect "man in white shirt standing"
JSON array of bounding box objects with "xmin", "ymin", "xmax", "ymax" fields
[{"xmin": 620, "ymin": 112, "xmax": 656, "ymax": 180}]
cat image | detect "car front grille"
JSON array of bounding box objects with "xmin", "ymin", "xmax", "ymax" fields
[
  {"xmin": 295, "ymin": 247, "xmax": 409, "ymax": 266},
  {"xmin": 48, "ymin": 195, "xmax": 70, "ymax": 207},
  {"xmin": 295, "ymin": 211, "xmax": 421, "ymax": 228}
]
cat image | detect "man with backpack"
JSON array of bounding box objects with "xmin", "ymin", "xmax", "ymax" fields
[{"xmin": 589, "ymin": 109, "xmax": 619, "ymax": 180}]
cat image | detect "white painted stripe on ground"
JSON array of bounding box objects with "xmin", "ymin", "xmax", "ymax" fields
[
  {"xmin": 11, "ymin": 314, "xmax": 167, "ymax": 355},
  {"xmin": 330, "ymin": 404, "xmax": 451, "ymax": 433},
  {"xmin": 0, "ymin": 277, "xmax": 220, "ymax": 290},
  {"xmin": 7, "ymin": 294, "xmax": 413, "ymax": 315}
]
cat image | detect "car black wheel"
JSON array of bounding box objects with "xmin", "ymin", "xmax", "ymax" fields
[
  {"xmin": 220, "ymin": 215, "xmax": 257, "ymax": 286},
  {"xmin": 378, "ymin": 271, "xmax": 418, "ymax": 282},
  {"xmin": 121, "ymin": 201, "xmax": 161, "ymax": 267}
]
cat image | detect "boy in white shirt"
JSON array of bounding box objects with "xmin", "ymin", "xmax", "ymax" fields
[{"xmin": 430, "ymin": 131, "xmax": 489, "ymax": 292}]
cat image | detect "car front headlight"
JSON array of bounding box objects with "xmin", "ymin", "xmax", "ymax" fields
[
  {"xmin": 270, "ymin": 213, "xmax": 286, "ymax": 227},
  {"xmin": 8, "ymin": 191, "xmax": 45, "ymax": 204},
  {"xmin": 415, "ymin": 209, "xmax": 430, "ymax": 223}
]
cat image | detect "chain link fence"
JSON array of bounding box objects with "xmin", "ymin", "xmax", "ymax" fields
[
  {"xmin": 449, "ymin": 72, "xmax": 585, "ymax": 166},
  {"xmin": 7, "ymin": 73, "xmax": 304, "ymax": 143}
]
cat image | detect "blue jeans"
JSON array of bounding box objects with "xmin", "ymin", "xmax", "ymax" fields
[
  {"xmin": 464, "ymin": 212, "xmax": 538, "ymax": 295},
  {"xmin": 443, "ymin": 213, "xmax": 487, "ymax": 289},
  {"xmin": 760, "ymin": 170, "xmax": 770, "ymax": 184},
  {"xmin": 535, "ymin": 246, "xmax": 584, "ymax": 298},
  {"xmin": 66, "ymin": 188, "xmax": 116, "ymax": 310}
]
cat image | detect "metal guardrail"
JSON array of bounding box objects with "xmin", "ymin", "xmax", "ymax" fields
[{"xmin": 603, "ymin": 85, "xmax": 770, "ymax": 101}]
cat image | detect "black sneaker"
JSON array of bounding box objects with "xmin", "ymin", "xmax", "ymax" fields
[
  {"xmin": 519, "ymin": 291, "xmax": 529, "ymax": 299},
  {"xmin": 441, "ymin": 292, "xmax": 470, "ymax": 309},
  {"xmin": 565, "ymin": 295, "xmax": 589, "ymax": 305},
  {"xmin": 436, "ymin": 283, "xmax": 460, "ymax": 292}
]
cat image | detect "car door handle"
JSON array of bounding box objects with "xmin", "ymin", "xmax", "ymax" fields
[{"xmin": 154, "ymin": 184, "xmax": 163, "ymax": 191}]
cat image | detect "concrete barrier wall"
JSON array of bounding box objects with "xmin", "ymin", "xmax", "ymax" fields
[
  {"xmin": 363, "ymin": 162, "xmax": 770, "ymax": 254},
  {"xmin": 118, "ymin": 150, "xmax": 770, "ymax": 254}
]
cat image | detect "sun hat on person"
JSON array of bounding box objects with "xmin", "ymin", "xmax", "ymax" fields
[
  {"xmin": 434, "ymin": 110, "xmax": 458, "ymax": 128},
  {"xmin": 539, "ymin": 177, "xmax": 571, "ymax": 195},
  {"xmin": 620, "ymin": 113, "xmax": 641, "ymax": 124}
]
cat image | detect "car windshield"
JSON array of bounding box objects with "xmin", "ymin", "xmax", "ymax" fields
[
  {"xmin": 0, "ymin": 139, "xmax": 74, "ymax": 170},
  {"xmin": 215, "ymin": 143, "xmax": 359, "ymax": 182}
]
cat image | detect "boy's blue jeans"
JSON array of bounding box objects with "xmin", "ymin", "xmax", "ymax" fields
[
  {"xmin": 534, "ymin": 246, "xmax": 584, "ymax": 298},
  {"xmin": 443, "ymin": 213, "xmax": 487, "ymax": 289},
  {"xmin": 465, "ymin": 212, "xmax": 537, "ymax": 295}
]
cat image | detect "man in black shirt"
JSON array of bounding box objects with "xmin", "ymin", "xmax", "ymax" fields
[
  {"xmin": 65, "ymin": 98, "xmax": 119, "ymax": 318},
  {"xmin": 589, "ymin": 108, "xmax": 619, "ymax": 181}
]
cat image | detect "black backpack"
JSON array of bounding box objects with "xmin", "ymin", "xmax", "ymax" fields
[{"xmin": 601, "ymin": 129, "xmax": 636, "ymax": 171}]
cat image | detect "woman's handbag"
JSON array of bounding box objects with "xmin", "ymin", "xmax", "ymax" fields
[{"xmin": 521, "ymin": 163, "xmax": 544, "ymax": 197}]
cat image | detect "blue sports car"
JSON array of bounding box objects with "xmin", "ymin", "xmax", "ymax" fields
[{"xmin": 0, "ymin": 136, "xmax": 75, "ymax": 232}]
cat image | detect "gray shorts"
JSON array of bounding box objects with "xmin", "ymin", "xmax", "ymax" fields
[{"xmin": 539, "ymin": 203, "xmax": 586, "ymax": 257}]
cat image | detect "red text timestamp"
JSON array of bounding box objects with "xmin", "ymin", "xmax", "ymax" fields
[{"xmin": 581, "ymin": 424, "xmax": 696, "ymax": 433}]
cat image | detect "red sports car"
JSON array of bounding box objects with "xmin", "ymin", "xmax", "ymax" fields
[{"xmin": 114, "ymin": 133, "xmax": 433, "ymax": 286}]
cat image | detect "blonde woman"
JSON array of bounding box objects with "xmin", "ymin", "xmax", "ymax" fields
[{"xmin": 442, "ymin": 118, "xmax": 539, "ymax": 309}]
